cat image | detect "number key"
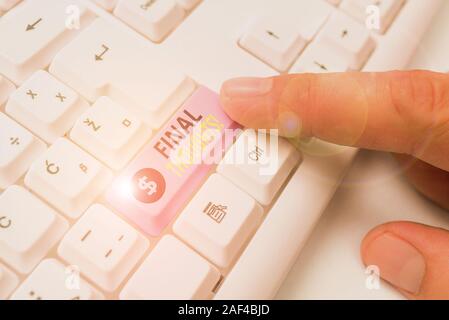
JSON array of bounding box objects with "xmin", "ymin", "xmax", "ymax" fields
[
  {"xmin": 239, "ymin": 16, "xmax": 306, "ymax": 72},
  {"xmin": 318, "ymin": 12, "xmax": 376, "ymax": 70}
]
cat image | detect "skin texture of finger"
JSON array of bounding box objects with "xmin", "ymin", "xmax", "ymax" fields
[
  {"xmin": 221, "ymin": 71, "xmax": 449, "ymax": 171},
  {"xmin": 394, "ymin": 154, "xmax": 449, "ymax": 211},
  {"xmin": 361, "ymin": 221, "xmax": 449, "ymax": 299}
]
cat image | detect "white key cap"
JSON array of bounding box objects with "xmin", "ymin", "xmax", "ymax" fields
[
  {"xmin": 11, "ymin": 259, "xmax": 104, "ymax": 300},
  {"xmin": 318, "ymin": 11, "xmax": 376, "ymax": 70},
  {"xmin": 6, "ymin": 71, "xmax": 89, "ymax": 143},
  {"xmin": 341, "ymin": 0, "xmax": 404, "ymax": 34},
  {"xmin": 239, "ymin": 16, "xmax": 306, "ymax": 72},
  {"xmin": 0, "ymin": 74, "xmax": 15, "ymax": 107},
  {"xmin": 70, "ymin": 96, "xmax": 152, "ymax": 170},
  {"xmin": 0, "ymin": 186, "xmax": 68, "ymax": 274},
  {"xmin": 114, "ymin": 0, "xmax": 186, "ymax": 43},
  {"xmin": 0, "ymin": 263, "xmax": 19, "ymax": 299},
  {"xmin": 176, "ymin": 0, "xmax": 200, "ymax": 11},
  {"xmin": 58, "ymin": 204, "xmax": 149, "ymax": 292},
  {"xmin": 218, "ymin": 130, "xmax": 301, "ymax": 206},
  {"xmin": 0, "ymin": 0, "xmax": 20, "ymax": 12},
  {"xmin": 92, "ymin": 0, "xmax": 118, "ymax": 11},
  {"xmin": 173, "ymin": 174, "xmax": 262, "ymax": 268},
  {"xmin": 24, "ymin": 138, "xmax": 113, "ymax": 219},
  {"xmin": 50, "ymin": 18, "xmax": 196, "ymax": 129},
  {"xmin": 120, "ymin": 235, "xmax": 220, "ymax": 300},
  {"xmin": 0, "ymin": 113, "xmax": 46, "ymax": 189},
  {"xmin": 0, "ymin": 0, "xmax": 94, "ymax": 84},
  {"xmin": 290, "ymin": 41, "xmax": 351, "ymax": 73}
]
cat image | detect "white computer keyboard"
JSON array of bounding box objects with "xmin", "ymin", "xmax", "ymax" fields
[{"xmin": 0, "ymin": 0, "xmax": 443, "ymax": 300}]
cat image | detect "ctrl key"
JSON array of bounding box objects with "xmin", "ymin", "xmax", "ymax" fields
[{"xmin": 120, "ymin": 235, "xmax": 221, "ymax": 300}]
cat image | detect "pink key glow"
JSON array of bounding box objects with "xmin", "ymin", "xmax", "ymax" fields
[{"xmin": 106, "ymin": 87, "xmax": 241, "ymax": 236}]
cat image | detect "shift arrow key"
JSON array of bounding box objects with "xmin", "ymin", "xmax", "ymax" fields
[{"xmin": 26, "ymin": 18, "xmax": 42, "ymax": 31}]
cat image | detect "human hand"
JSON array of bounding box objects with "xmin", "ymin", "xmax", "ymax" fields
[{"xmin": 220, "ymin": 71, "xmax": 449, "ymax": 299}]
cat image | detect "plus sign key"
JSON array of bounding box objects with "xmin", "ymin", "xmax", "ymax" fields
[{"xmin": 106, "ymin": 87, "xmax": 241, "ymax": 236}]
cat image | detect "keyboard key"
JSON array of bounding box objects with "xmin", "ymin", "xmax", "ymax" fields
[
  {"xmin": 290, "ymin": 41, "xmax": 351, "ymax": 73},
  {"xmin": 318, "ymin": 11, "xmax": 376, "ymax": 70},
  {"xmin": 92, "ymin": 0, "xmax": 117, "ymax": 11},
  {"xmin": 0, "ymin": 74, "xmax": 15, "ymax": 107},
  {"xmin": 120, "ymin": 235, "xmax": 220, "ymax": 299},
  {"xmin": 341, "ymin": 0, "xmax": 405, "ymax": 34},
  {"xmin": 217, "ymin": 130, "xmax": 301, "ymax": 206},
  {"xmin": 0, "ymin": 113, "xmax": 46, "ymax": 189},
  {"xmin": 6, "ymin": 70, "xmax": 89, "ymax": 143},
  {"xmin": 290, "ymin": 0, "xmax": 333, "ymax": 42},
  {"xmin": 239, "ymin": 16, "xmax": 306, "ymax": 72},
  {"xmin": 106, "ymin": 87, "xmax": 240, "ymax": 236},
  {"xmin": 11, "ymin": 259, "xmax": 104, "ymax": 300},
  {"xmin": 24, "ymin": 138, "xmax": 113, "ymax": 219},
  {"xmin": 327, "ymin": 0, "xmax": 342, "ymax": 5},
  {"xmin": 0, "ymin": 263, "xmax": 19, "ymax": 299},
  {"xmin": 176, "ymin": 0, "xmax": 201, "ymax": 11},
  {"xmin": 0, "ymin": 0, "xmax": 94, "ymax": 84},
  {"xmin": 70, "ymin": 96, "xmax": 152, "ymax": 170},
  {"xmin": 0, "ymin": 186, "xmax": 68, "ymax": 274},
  {"xmin": 50, "ymin": 18, "xmax": 196, "ymax": 129},
  {"xmin": 173, "ymin": 174, "xmax": 262, "ymax": 268},
  {"xmin": 58, "ymin": 204, "xmax": 149, "ymax": 292},
  {"xmin": 114, "ymin": 0, "xmax": 186, "ymax": 43}
]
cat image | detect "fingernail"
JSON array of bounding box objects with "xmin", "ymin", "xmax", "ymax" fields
[
  {"xmin": 364, "ymin": 232, "xmax": 426, "ymax": 294},
  {"xmin": 222, "ymin": 77, "xmax": 273, "ymax": 98}
]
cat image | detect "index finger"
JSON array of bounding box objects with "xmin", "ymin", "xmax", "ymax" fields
[{"xmin": 220, "ymin": 71, "xmax": 449, "ymax": 171}]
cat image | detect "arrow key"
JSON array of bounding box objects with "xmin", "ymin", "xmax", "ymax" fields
[
  {"xmin": 290, "ymin": 41, "xmax": 351, "ymax": 73},
  {"xmin": 24, "ymin": 138, "xmax": 113, "ymax": 219},
  {"xmin": 318, "ymin": 11, "xmax": 375, "ymax": 70},
  {"xmin": 239, "ymin": 16, "xmax": 306, "ymax": 72}
]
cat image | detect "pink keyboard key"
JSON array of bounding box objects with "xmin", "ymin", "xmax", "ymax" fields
[{"xmin": 106, "ymin": 87, "xmax": 241, "ymax": 236}]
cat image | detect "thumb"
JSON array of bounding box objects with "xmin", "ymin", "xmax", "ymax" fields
[{"xmin": 361, "ymin": 221, "xmax": 449, "ymax": 299}]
